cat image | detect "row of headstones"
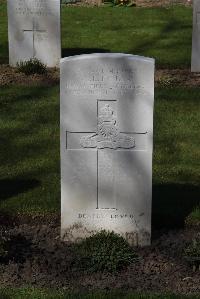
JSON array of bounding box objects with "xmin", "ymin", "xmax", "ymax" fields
[
  {"xmin": 6, "ymin": 0, "xmax": 199, "ymax": 246},
  {"xmin": 7, "ymin": 0, "xmax": 200, "ymax": 71}
]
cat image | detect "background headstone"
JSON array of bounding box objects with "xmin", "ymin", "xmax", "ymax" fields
[
  {"xmin": 7, "ymin": 0, "xmax": 61, "ymax": 67},
  {"xmin": 60, "ymin": 53, "xmax": 155, "ymax": 246},
  {"xmin": 192, "ymin": 0, "xmax": 200, "ymax": 71}
]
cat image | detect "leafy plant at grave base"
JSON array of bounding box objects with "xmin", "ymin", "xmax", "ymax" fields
[
  {"xmin": 16, "ymin": 58, "xmax": 47, "ymax": 75},
  {"xmin": 185, "ymin": 206, "xmax": 200, "ymax": 228},
  {"xmin": 184, "ymin": 235, "xmax": 200, "ymax": 258},
  {"xmin": 62, "ymin": 0, "xmax": 80, "ymax": 4},
  {"xmin": 103, "ymin": 0, "xmax": 135, "ymax": 7},
  {"xmin": 0, "ymin": 236, "xmax": 8, "ymax": 260},
  {"xmin": 72, "ymin": 230, "xmax": 138, "ymax": 273},
  {"xmin": 184, "ymin": 234, "xmax": 200, "ymax": 271},
  {"xmin": 157, "ymin": 75, "xmax": 179, "ymax": 88}
]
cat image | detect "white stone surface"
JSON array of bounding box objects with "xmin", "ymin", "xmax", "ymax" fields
[
  {"xmin": 7, "ymin": 0, "xmax": 61, "ymax": 67},
  {"xmin": 60, "ymin": 53, "xmax": 155, "ymax": 246},
  {"xmin": 192, "ymin": 0, "xmax": 200, "ymax": 71}
]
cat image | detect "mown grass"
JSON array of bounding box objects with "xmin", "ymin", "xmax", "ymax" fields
[
  {"xmin": 153, "ymin": 88, "xmax": 200, "ymax": 227},
  {"xmin": 0, "ymin": 1, "xmax": 8, "ymax": 64},
  {"xmin": 0, "ymin": 3, "xmax": 193, "ymax": 68},
  {"xmin": 61, "ymin": 6, "xmax": 192, "ymax": 68},
  {"xmin": 0, "ymin": 288, "xmax": 200, "ymax": 299},
  {"xmin": 0, "ymin": 85, "xmax": 60, "ymax": 214},
  {"xmin": 0, "ymin": 85, "xmax": 199, "ymax": 226}
]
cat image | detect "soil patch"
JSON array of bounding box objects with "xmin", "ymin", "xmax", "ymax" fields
[
  {"xmin": 0, "ymin": 65, "xmax": 59, "ymax": 87},
  {"xmin": 0, "ymin": 0, "xmax": 193, "ymax": 6},
  {"xmin": 0, "ymin": 224, "xmax": 199, "ymax": 294},
  {"xmin": 63, "ymin": 0, "xmax": 192, "ymax": 7},
  {"xmin": 156, "ymin": 69, "xmax": 200, "ymax": 88},
  {"xmin": 1, "ymin": 65, "xmax": 200, "ymax": 88}
]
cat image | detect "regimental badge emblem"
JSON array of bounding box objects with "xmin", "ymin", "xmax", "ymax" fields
[{"xmin": 80, "ymin": 104, "xmax": 135, "ymax": 149}]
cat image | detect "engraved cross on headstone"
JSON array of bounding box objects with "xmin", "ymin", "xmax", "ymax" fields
[
  {"xmin": 66, "ymin": 99, "xmax": 147, "ymax": 210},
  {"xmin": 23, "ymin": 18, "xmax": 46, "ymax": 57}
]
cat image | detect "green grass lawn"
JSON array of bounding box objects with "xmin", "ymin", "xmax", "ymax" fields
[
  {"xmin": 0, "ymin": 289, "xmax": 200, "ymax": 299},
  {"xmin": 153, "ymin": 88, "xmax": 200, "ymax": 227},
  {"xmin": 0, "ymin": 85, "xmax": 60, "ymax": 214},
  {"xmin": 0, "ymin": 2, "xmax": 8, "ymax": 64},
  {"xmin": 0, "ymin": 3, "xmax": 193, "ymax": 68}
]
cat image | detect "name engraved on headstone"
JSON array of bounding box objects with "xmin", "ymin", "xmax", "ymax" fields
[
  {"xmin": 65, "ymin": 67, "xmax": 147, "ymax": 96},
  {"xmin": 15, "ymin": 0, "xmax": 54, "ymax": 16}
]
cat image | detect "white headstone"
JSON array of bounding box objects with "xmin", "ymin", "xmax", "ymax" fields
[
  {"xmin": 60, "ymin": 53, "xmax": 155, "ymax": 246},
  {"xmin": 192, "ymin": 0, "xmax": 200, "ymax": 71},
  {"xmin": 7, "ymin": 0, "xmax": 61, "ymax": 67}
]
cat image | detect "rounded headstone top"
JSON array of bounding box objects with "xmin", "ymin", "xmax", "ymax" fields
[{"xmin": 60, "ymin": 53, "xmax": 155, "ymax": 64}]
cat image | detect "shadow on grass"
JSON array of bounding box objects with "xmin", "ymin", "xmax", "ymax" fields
[
  {"xmin": 0, "ymin": 235, "xmax": 33, "ymax": 264},
  {"xmin": 130, "ymin": 15, "xmax": 191, "ymax": 68},
  {"xmin": 0, "ymin": 294, "xmax": 10, "ymax": 299},
  {"xmin": 152, "ymin": 183, "xmax": 200, "ymax": 229},
  {"xmin": 0, "ymin": 57, "xmax": 8, "ymax": 65},
  {"xmin": 0, "ymin": 178, "xmax": 40, "ymax": 201},
  {"xmin": 0, "ymin": 42, "xmax": 9, "ymax": 65},
  {"xmin": 62, "ymin": 48, "xmax": 109, "ymax": 57}
]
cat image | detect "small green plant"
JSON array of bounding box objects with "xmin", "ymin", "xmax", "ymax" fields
[
  {"xmin": 185, "ymin": 206, "xmax": 200, "ymax": 228},
  {"xmin": 157, "ymin": 75, "xmax": 179, "ymax": 88},
  {"xmin": 103, "ymin": 0, "xmax": 135, "ymax": 6},
  {"xmin": 184, "ymin": 236, "xmax": 200, "ymax": 258},
  {"xmin": 184, "ymin": 235, "xmax": 200, "ymax": 271},
  {"xmin": 16, "ymin": 58, "xmax": 47, "ymax": 75},
  {"xmin": 62, "ymin": 0, "xmax": 80, "ymax": 4},
  {"xmin": 0, "ymin": 236, "xmax": 8, "ymax": 260},
  {"xmin": 73, "ymin": 230, "xmax": 138, "ymax": 273},
  {"xmin": 116, "ymin": 0, "xmax": 135, "ymax": 6}
]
